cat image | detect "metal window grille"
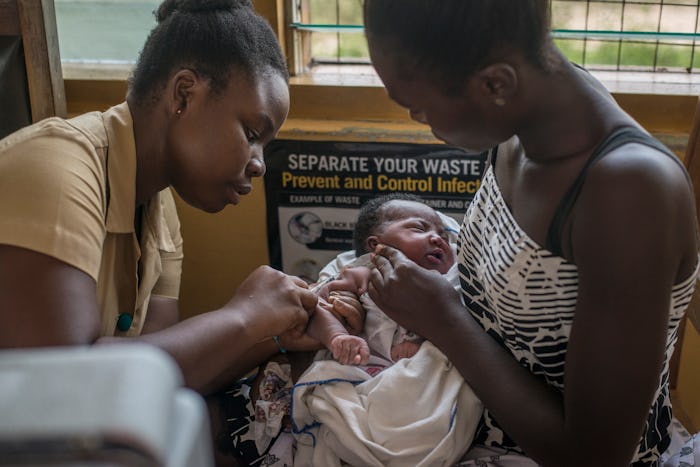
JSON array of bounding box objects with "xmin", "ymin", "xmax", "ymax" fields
[
  {"xmin": 291, "ymin": 0, "xmax": 700, "ymax": 73},
  {"xmin": 553, "ymin": 0, "xmax": 700, "ymax": 73}
]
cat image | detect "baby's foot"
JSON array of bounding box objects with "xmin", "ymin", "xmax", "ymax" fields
[{"xmin": 330, "ymin": 334, "xmax": 370, "ymax": 365}]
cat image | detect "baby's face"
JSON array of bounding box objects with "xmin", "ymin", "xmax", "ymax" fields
[{"xmin": 375, "ymin": 200, "xmax": 455, "ymax": 274}]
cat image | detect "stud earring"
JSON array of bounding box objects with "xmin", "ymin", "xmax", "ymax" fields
[
  {"xmin": 176, "ymin": 109, "xmax": 182, "ymax": 116},
  {"xmin": 494, "ymin": 97, "xmax": 506, "ymax": 107}
]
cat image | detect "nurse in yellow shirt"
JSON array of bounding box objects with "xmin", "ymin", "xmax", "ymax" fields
[{"xmin": 0, "ymin": 0, "xmax": 355, "ymax": 401}]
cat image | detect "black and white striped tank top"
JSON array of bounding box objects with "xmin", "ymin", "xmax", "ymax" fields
[{"xmin": 457, "ymin": 127, "xmax": 698, "ymax": 464}]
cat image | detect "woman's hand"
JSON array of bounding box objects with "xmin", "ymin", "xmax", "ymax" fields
[
  {"xmin": 227, "ymin": 266, "xmax": 317, "ymax": 341},
  {"xmin": 277, "ymin": 287, "xmax": 367, "ymax": 351},
  {"xmin": 327, "ymin": 290, "xmax": 365, "ymax": 335},
  {"xmin": 368, "ymin": 245, "xmax": 461, "ymax": 341},
  {"xmin": 277, "ymin": 327, "xmax": 322, "ymax": 352}
]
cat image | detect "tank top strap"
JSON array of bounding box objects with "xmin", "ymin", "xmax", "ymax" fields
[
  {"xmin": 546, "ymin": 126, "xmax": 682, "ymax": 257},
  {"xmin": 487, "ymin": 144, "xmax": 500, "ymax": 170}
]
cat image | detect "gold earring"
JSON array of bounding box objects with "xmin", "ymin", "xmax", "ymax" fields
[{"xmin": 494, "ymin": 97, "xmax": 506, "ymax": 107}]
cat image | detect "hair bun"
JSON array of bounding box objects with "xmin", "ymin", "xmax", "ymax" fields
[{"xmin": 156, "ymin": 0, "xmax": 252, "ymax": 22}]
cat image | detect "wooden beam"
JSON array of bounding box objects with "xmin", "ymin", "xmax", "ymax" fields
[
  {"xmin": 681, "ymin": 94, "xmax": 700, "ymax": 333},
  {"xmin": 253, "ymin": 0, "xmax": 286, "ymax": 52},
  {"xmin": 16, "ymin": 0, "xmax": 66, "ymax": 120}
]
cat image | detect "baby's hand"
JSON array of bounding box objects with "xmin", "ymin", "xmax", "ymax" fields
[
  {"xmin": 390, "ymin": 340, "xmax": 422, "ymax": 362},
  {"xmin": 330, "ymin": 334, "xmax": 370, "ymax": 365}
]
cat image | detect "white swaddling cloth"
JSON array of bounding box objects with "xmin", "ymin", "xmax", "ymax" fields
[{"xmin": 291, "ymin": 341, "xmax": 483, "ymax": 467}]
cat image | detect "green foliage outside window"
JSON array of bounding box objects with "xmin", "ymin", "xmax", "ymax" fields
[{"xmin": 307, "ymin": 0, "xmax": 700, "ymax": 72}]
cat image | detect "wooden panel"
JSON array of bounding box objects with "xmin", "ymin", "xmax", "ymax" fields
[
  {"xmin": 280, "ymin": 117, "xmax": 437, "ymax": 143},
  {"xmin": 289, "ymin": 83, "xmax": 407, "ymax": 121},
  {"xmin": 682, "ymin": 95, "xmax": 700, "ymax": 333},
  {"xmin": 0, "ymin": 0, "xmax": 20, "ymax": 35},
  {"xmin": 16, "ymin": 0, "xmax": 65, "ymax": 120},
  {"xmin": 174, "ymin": 181, "xmax": 270, "ymax": 320},
  {"xmin": 669, "ymin": 95, "xmax": 700, "ymax": 389},
  {"xmin": 64, "ymin": 79, "xmax": 127, "ymax": 115},
  {"xmin": 615, "ymin": 93, "xmax": 696, "ymax": 136}
]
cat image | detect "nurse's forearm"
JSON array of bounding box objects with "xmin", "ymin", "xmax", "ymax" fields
[{"xmin": 97, "ymin": 309, "xmax": 274, "ymax": 393}]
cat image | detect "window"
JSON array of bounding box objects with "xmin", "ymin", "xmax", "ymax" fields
[
  {"xmin": 299, "ymin": 0, "xmax": 368, "ymax": 65},
  {"xmin": 55, "ymin": 0, "xmax": 158, "ymax": 64},
  {"xmin": 552, "ymin": 0, "xmax": 700, "ymax": 73},
  {"xmin": 288, "ymin": 0, "xmax": 367, "ymax": 74},
  {"xmin": 290, "ymin": 0, "xmax": 700, "ymax": 74}
]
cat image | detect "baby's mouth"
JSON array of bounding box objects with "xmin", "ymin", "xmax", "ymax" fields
[{"xmin": 427, "ymin": 250, "xmax": 444, "ymax": 262}]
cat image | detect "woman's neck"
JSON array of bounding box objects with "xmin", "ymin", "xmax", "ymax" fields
[
  {"xmin": 127, "ymin": 97, "xmax": 170, "ymax": 207},
  {"xmin": 512, "ymin": 53, "xmax": 631, "ymax": 164}
]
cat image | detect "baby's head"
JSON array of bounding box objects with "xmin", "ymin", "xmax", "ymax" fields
[{"xmin": 353, "ymin": 193, "xmax": 455, "ymax": 274}]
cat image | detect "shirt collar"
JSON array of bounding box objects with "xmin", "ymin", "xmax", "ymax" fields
[
  {"xmin": 103, "ymin": 102, "xmax": 137, "ymax": 233},
  {"xmin": 142, "ymin": 193, "xmax": 178, "ymax": 253}
]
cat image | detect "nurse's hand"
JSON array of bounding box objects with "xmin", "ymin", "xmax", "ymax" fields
[
  {"xmin": 368, "ymin": 245, "xmax": 461, "ymax": 341},
  {"xmin": 277, "ymin": 327, "xmax": 323, "ymax": 352},
  {"xmin": 230, "ymin": 266, "xmax": 317, "ymax": 340}
]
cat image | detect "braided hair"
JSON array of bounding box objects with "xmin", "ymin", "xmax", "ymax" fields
[{"xmin": 129, "ymin": 0, "xmax": 288, "ymax": 106}]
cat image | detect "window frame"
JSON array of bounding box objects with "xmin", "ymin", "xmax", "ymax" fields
[
  {"xmin": 284, "ymin": 0, "xmax": 700, "ymax": 83},
  {"xmin": 58, "ymin": 0, "xmax": 699, "ymax": 146}
]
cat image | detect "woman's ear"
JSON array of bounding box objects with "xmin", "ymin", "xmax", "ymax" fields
[
  {"xmin": 169, "ymin": 68, "xmax": 199, "ymax": 116},
  {"xmin": 473, "ymin": 62, "xmax": 518, "ymax": 107},
  {"xmin": 366, "ymin": 236, "xmax": 379, "ymax": 252}
]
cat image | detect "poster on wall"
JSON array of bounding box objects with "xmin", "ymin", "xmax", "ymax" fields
[{"xmin": 264, "ymin": 140, "xmax": 488, "ymax": 282}]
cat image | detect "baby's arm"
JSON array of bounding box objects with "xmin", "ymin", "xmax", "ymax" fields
[
  {"xmin": 308, "ymin": 267, "xmax": 372, "ymax": 365},
  {"xmin": 306, "ymin": 298, "xmax": 369, "ymax": 365},
  {"xmin": 315, "ymin": 266, "xmax": 371, "ymax": 300}
]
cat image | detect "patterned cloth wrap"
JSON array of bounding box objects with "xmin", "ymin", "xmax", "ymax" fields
[{"xmin": 254, "ymin": 361, "xmax": 294, "ymax": 454}]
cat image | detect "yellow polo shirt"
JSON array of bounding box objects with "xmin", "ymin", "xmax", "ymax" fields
[{"xmin": 0, "ymin": 102, "xmax": 183, "ymax": 336}]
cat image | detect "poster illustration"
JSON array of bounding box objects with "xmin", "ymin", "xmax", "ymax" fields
[{"xmin": 264, "ymin": 140, "xmax": 488, "ymax": 281}]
